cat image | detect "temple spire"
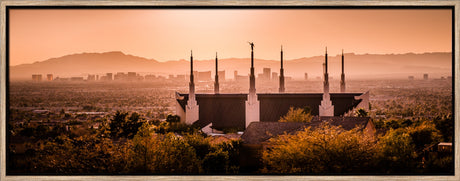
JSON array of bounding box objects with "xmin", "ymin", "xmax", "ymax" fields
[
  {"xmin": 186, "ymin": 49, "xmax": 199, "ymax": 125},
  {"xmin": 245, "ymin": 41, "xmax": 260, "ymax": 127},
  {"xmin": 325, "ymin": 47, "xmax": 328, "ymax": 74},
  {"xmin": 189, "ymin": 50, "xmax": 195, "ymax": 97},
  {"xmin": 340, "ymin": 49, "xmax": 346, "ymax": 93},
  {"xmin": 190, "ymin": 50, "xmax": 193, "ymax": 74},
  {"xmin": 324, "ymin": 46, "xmax": 329, "ymax": 93},
  {"xmin": 279, "ymin": 45, "xmax": 285, "ymax": 93},
  {"xmin": 249, "ymin": 42, "xmax": 256, "ymax": 94},
  {"xmin": 214, "ymin": 52, "xmax": 219, "ymax": 94},
  {"xmin": 319, "ymin": 46, "xmax": 334, "ymax": 116}
]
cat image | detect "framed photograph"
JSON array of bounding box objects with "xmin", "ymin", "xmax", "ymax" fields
[{"xmin": 1, "ymin": 0, "xmax": 458, "ymax": 180}]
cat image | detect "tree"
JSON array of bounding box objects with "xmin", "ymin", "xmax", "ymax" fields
[
  {"xmin": 376, "ymin": 128, "xmax": 418, "ymax": 173},
  {"xmin": 31, "ymin": 134, "xmax": 130, "ymax": 174},
  {"xmin": 279, "ymin": 107, "xmax": 313, "ymax": 123},
  {"xmin": 109, "ymin": 111, "xmax": 128, "ymax": 138},
  {"xmin": 261, "ymin": 123, "xmax": 377, "ymax": 173},
  {"xmin": 166, "ymin": 114, "xmax": 181, "ymax": 123},
  {"xmin": 407, "ymin": 123, "xmax": 441, "ymax": 150},
  {"xmin": 433, "ymin": 114, "xmax": 453, "ymax": 142},
  {"xmin": 151, "ymin": 133, "xmax": 201, "ymax": 173},
  {"xmin": 202, "ymin": 149, "xmax": 229, "ymax": 174},
  {"xmin": 124, "ymin": 112, "xmax": 145, "ymax": 139},
  {"xmin": 110, "ymin": 111, "xmax": 145, "ymax": 139},
  {"xmin": 215, "ymin": 140, "xmax": 241, "ymax": 173},
  {"xmin": 129, "ymin": 122, "xmax": 157, "ymax": 173},
  {"xmin": 128, "ymin": 125, "xmax": 202, "ymax": 174}
]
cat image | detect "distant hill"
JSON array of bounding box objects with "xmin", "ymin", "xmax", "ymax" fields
[{"xmin": 10, "ymin": 51, "xmax": 452, "ymax": 80}]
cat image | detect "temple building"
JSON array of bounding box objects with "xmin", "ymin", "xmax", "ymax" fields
[{"xmin": 176, "ymin": 44, "xmax": 369, "ymax": 131}]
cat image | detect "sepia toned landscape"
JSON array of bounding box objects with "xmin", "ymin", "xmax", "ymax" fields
[
  {"xmin": 6, "ymin": 8, "xmax": 454, "ymax": 175},
  {"xmin": 7, "ymin": 77, "xmax": 453, "ymax": 174}
]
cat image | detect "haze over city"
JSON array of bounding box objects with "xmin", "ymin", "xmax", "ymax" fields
[{"xmin": 10, "ymin": 9, "xmax": 451, "ymax": 66}]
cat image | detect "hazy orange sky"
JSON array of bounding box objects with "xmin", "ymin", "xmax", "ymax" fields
[{"xmin": 9, "ymin": 9, "xmax": 452, "ymax": 66}]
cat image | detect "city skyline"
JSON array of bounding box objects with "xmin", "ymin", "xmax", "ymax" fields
[{"xmin": 9, "ymin": 9, "xmax": 452, "ymax": 66}]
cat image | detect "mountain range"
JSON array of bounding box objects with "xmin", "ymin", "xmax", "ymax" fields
[{"xmin": 10, "ymin": 51, "xmax": 452, "ymax": 80}]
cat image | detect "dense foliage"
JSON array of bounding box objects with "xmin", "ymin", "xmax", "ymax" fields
[
  {"xmin": 261, "ymin": 114, "xmax": 452, "ymax": 174},
  {"xmin": 8, "ymin": 112, "xmax": 241, "ymax": 174},
  {"xmin": 262, "ymin": 124, "xmax": 377, "ymax": 173}
]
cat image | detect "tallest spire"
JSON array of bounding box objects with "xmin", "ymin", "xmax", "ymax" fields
[
  {"xmin": 245, "ymin": 42, "xmax": 260, "ymax": 128},
  {"xmin": 249, "ymin": 42, "xmax": 256, "ymax": 94}
]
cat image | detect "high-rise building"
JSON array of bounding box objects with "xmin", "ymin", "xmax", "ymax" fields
[
  {"xmin": 272, "ymin": 72, "xmax": 278, "ymax": 81},
  {"xmin": 423, "ymin": 74, "xmax": 429, "ymax": 80},
  {"xmin": 32, "ymin": 74, "xmax": 42, "ymax": 82},
  {"xmin": 107, "ymin": 73, "xmax": 113, "ymax": 80},
  {"xmin": 197, "ymin": 71, "xmax": 212, "ymax": 81},
  {"xmin": 46, "ymin": 74, "xmax": 53, "ymax": 81},
  {"xmin": 87, "ymin": 74, "xmax": 96, "ymax": 81},
  {"xmin": 234, "ymin": 71, "xmax": 248, "ymax": 81},
  {"xmin": 304, "ymin": 73, "xmax": 308, "ymax": 80},
  {"xmin": 128, "ymin": 72, "xmax": 137, "ymax": 80},
  {"xmin": 262, "ymin": 68, "xmax": 271, "ymax": 81},
  {"xmin": 218, "ymin": 71, "xmax": 225, "ymax": 82},
  {"xmin": 114, "ymin": 72, "xmax": 125, "ymax": 80}
]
